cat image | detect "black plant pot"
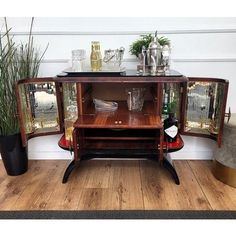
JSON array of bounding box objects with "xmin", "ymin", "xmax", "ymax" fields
[{"xmin": 0, "ymin": 133, "xmax": 28, "ymax": 176}]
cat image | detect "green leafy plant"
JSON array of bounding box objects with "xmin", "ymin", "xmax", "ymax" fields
[
  {"xmin": 16, "ymin": 18, "xmax": 48, "ymax": 79},
  {"xmin": 129, "ymin": 33, "xmax": 170, "ymax": 57},
  {"xmin": 0, "ymin": 28, "xmax": 18, "ymax": 135},
  {"xmin": 0, "ymin": 17, "xmax": 48, "ymax": 136}
]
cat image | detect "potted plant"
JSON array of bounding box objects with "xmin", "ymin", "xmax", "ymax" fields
[
  {"xmin": 0, "ymin": 18, "xmax": 47, "ymax": 175},
  {"xmin": 129, "ymin": 33, "xmax": 170, "ymax": 58}
]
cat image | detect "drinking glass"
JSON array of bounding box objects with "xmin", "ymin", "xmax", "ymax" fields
[
  {"xmin": 126, "ymin": 88, "xmax": 146, "ymax": 112},
  {"xmin": 72, "ymin": 49, "xmax": 86, "ymax": 72}
]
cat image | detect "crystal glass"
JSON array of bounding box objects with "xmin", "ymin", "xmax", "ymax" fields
[
  {"xmin": 103, "ymin": 47, "xmax": 125, "ymax": 71},
  {"xmin": 126, "ymin": 88, "xmax": 146, "ymax": 112},
  {"xmin": 161, "ymin": 45, "xmax": 171, "ymax": 72},
  {"xmin": 72, "ymin": 49, "xmax": 86, "ymax": 72}
]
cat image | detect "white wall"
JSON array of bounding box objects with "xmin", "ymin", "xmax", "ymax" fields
[{"xmin": 1, "ymin": 17, "xmax": 235, "ymax": 160}]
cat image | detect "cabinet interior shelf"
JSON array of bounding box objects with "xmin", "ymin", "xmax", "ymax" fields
[
  {"xmin": 58, "ymin": 134, "xmax": 184, "ymax": 151},
  {"xmin": 83, "ymin": 100, "xmax": 157, "ymax": 116}
]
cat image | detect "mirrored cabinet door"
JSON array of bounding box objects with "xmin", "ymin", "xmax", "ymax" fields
[
  {"xmin": 17, "ymin": 80, "xmax": 63, "ymax": 146},
  {"xmin": 62, "ymin": 83, "xmax": 78, "ymax": 142},
  {"xmin": 183, "ymin": 77, "xmax": 228, "ymax": 146}
]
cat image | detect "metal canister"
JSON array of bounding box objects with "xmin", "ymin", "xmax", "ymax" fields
[{"xmin": 147, "ymin": 31, "xmax": 162, "ymax": 68}]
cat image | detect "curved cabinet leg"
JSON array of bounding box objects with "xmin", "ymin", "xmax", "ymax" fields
[
  {"xmin": 62, "ymin": 160, "xmax": 79, "ymax": 184},
  {"xmin": 162, "ymin": 157, "xmax": 180, "ymax": 185}
]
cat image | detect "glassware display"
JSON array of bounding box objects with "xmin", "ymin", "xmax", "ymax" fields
[
  {"xmin": 103, "ymin": 47, "xmax": 125, "ymax": 71},
  {"xmin": 185, "ymin": 81, "xmax": 226, "ymax": 135},
  {"xmin": 63, "ymin": 83, "xmax": 78, "ymax": 141},
  {"xmin": 71, "ymin": 49, "xmax": 86, "ymax": 72},
  {"xmin": 126, "ymin": 88, "xmax": 146, "ymax": 112},
  {"xmin": 93, "ymin": 98, "xmax": 118, "ymax": 112},
  {"xmin": 161, "ymin": 45, "xmax": 171, "ymax": 72},
  {"xmin": 18, "ymin": 82, "xmax": 60, "ymax": 134}
]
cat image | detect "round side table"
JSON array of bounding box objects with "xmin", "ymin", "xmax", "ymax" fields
[{"xmin": 212, "ymin": 114, "xmax": 236, "ymax": 188}]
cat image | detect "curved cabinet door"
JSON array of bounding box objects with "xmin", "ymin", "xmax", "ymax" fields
[
  {"xmin": 62, "ymin": 82, "xmax": 78, "ymax": 143},
  {"xmin": 16, "ymin": 78, "xmax": 63, "ymax": 146},
  {"xmin": 182, "ymin": 77, "xmax": 229, "ymax": 147}
]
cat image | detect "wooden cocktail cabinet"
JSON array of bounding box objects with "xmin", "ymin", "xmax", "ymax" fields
[{"xmin": 16, "ymin": 70, "xmax": 229, "ymax": 184}]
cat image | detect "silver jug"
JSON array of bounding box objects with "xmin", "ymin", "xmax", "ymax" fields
[{"xmin": 147, "ymin": 31, "xmax": 162, "ymax": 73}]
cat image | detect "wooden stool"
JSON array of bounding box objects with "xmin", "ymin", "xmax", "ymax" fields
[{"xmin": 212, "ymin": 114, "xmax": 236, "ymax": 188}]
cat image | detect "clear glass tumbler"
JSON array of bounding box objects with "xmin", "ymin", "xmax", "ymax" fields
[
  {"xmin": 126, "ymin": 88, "xmax": 146, "ymax": 112},
  {"xmin": 72, "ymin": 49, "xmax": 86, "ymax": 72}
]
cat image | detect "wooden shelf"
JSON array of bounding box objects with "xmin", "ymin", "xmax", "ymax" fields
[
  {"xmin": 58, "ymin": 134, "xmax": 184, "ymax": 152},
  {"xmin": 74, "ymin": 101, "xmax": 161, "ymax": 129},
  {"xmin": 74, "ymin": 114, "xmax": 162, "ymax": 129},
  {"xmin": 83, "ymin": 100, "xmax": 157, "ymax": 116}
]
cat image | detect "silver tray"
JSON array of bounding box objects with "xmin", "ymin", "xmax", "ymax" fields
[{"xmin": 63, "ymin": 67, "xmax": 126, "ymax": 76}]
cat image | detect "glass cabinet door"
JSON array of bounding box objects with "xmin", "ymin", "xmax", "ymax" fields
[
  {"xmin": 183, "ymin": 78, "xmax": 228, "ymax": 146},
  {"xmin": 17, "ymin": 79, "xmax": 63, "ymax": 146},
  {"xmin": 62, "ymin": 83, "xmax": 78, "ymax": 142}
]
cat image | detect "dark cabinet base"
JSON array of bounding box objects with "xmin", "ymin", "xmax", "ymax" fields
[{"xmin": 62, "ymin": 151, "xmax": 180, "ymax": 185}]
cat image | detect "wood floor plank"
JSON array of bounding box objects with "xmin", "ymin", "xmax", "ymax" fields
[
  {"xmin": 140, "ymin": 159, "xmax": 175, "ymax": 209},
  {"xmin": 140, "ymin": 160, "xmax": 211, "ymax": 210},
  {"xmin": 173, "ymin": 161, "xmax": 211, "ymax": 210},
  {"xmin": 77, "ymin": 188, "xmax": 120, "ymax": 210},
  {"xmin": 44, "ymin": 161, "xmax": 83, "ymax": 210},
  {"xmin": 10, "ymin": 161, "xmax": 61, "ymax": 210},
  {"xmin": 109, "ymin": 160, "xmax": 144, "ymax": 210},
  {"xmin": 0, "ymin": 160, "xmax": 235, "ymax": 210},
  {"xmin": 28, "ymin": 162, "xmax": 65, "ymax": 210},
  {"xmin": 188, "ymin": 160, "xmax": 236, "ymax": 210},
  {"xmin": 77, "ymin": 160, "xmax": 112, "ymax": 189},
  {"xmin": 0, "ymin": 161, "xmax": 47, "ymax": 210},
  {"xmin": 0, "ymin": 161, "xmax": 7, "ymax": 184},
  {"xmin": 46, "ymin": 160, "xmax": 113, "ymax": 210}
]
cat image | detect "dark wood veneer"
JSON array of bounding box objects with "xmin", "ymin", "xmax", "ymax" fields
[{"xmin": 16, "ymin": 70, "xmax": 228, "ymax": 184}]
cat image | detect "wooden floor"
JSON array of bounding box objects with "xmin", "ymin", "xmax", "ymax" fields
[{"xmin": 0, "ymin": 159, "xmax": 236, "ymax": 210}]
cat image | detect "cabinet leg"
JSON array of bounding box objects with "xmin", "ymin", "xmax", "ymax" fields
[
  {"xmin": 62, "ymin": 128, "xmax": 83, "ymax": 184},
  {"xmin": 162, "ymin": 156, "xmax": 180, "ymax": 185},
  {"xmin": 62, "ymin": 160, "xmax": 80, "ymax": 184}
]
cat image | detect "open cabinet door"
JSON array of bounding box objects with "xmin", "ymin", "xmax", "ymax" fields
[
  {"xmin": 181, "ymin": 77, "xmax": 229, "ymax": 147},
  {"xmin": 16, "ymin": 78, "xmax": 63, "ymax": 147}
]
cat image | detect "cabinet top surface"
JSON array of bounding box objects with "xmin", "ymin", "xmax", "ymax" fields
[{"xmin": 54, "ymin": 69, "xmax": 187, "ymax": 83}]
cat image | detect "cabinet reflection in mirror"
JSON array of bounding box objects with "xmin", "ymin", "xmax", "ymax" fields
[
  {"xmin": 185, "ymin": 81, "xmax": 225, "ymax": 135},
  {"xmin": 18, "ymin": 82, "xmax": 60, "ymax": 134}
]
